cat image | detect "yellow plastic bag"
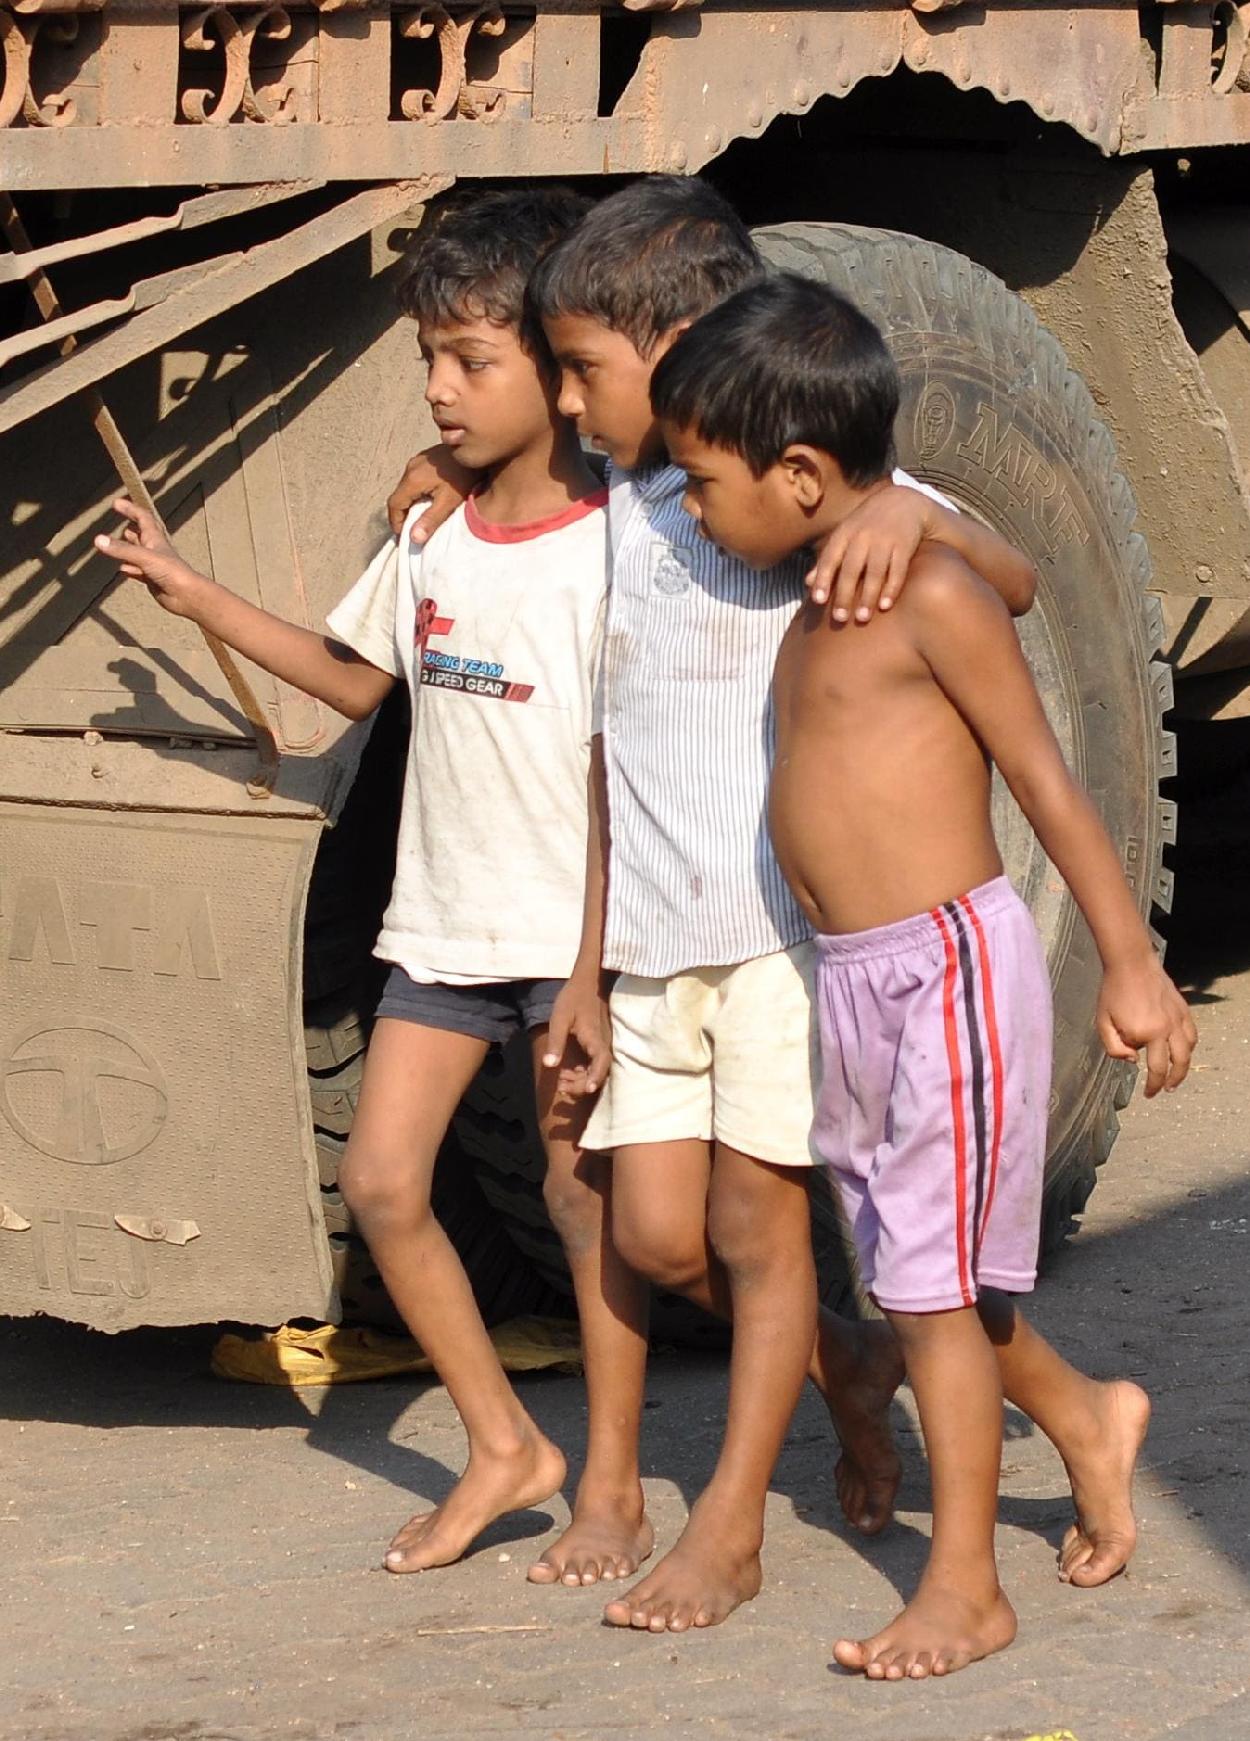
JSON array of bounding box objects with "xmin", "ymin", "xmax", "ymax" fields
[{"xmin": 211, "ymin": 1315, "xmax": 582, "ymax": 1386}]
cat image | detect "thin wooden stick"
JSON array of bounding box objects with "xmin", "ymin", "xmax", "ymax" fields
[{"xmin": 1, "ymin": 192, "xmax": 279, "ymax": 796}]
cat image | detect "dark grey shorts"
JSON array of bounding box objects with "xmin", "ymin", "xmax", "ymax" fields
[{"xmin": 374, "ymin": 966, "xmax": 564, "ymax": 1045}]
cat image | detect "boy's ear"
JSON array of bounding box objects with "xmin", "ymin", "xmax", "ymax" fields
[
  {"xmin": 649, "ymin": 320, "xmax": 694, "ymax": 363},
  {"xmin": 780, "ymin": 445, "xmax": 828, "ymax": 510}
]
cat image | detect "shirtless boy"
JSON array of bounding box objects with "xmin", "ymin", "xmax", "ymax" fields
[
  {"xmin": 651, "ymin": 270, "xmax": 1196, "ymax": 1676},
  {"xmin": 390, "ymin": 176, "xmax": 1042, "ymax": 1633},
  {"xmin": 94, "ymin": 187, "xmax": 653, "ymax": 1579}
]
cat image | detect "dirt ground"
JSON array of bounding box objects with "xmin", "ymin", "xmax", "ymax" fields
[{"xmin": 5, "ymin": 740, "xmax": 1250, "ymax": 1741}]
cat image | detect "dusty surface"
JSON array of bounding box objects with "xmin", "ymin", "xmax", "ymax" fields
[{"xmin": 5, "ymin": 778, "xmax": 1250, "ymax": 1741}]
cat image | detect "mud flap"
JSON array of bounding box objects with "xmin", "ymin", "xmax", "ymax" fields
[{"xmin": 0, "ymin": 803, "xmax": 334, "ymax": 1330}]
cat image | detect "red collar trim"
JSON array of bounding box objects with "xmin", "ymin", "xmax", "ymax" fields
[{"xmin": 463, "ymin": 487, "xmax": 608, "ymax": 544}]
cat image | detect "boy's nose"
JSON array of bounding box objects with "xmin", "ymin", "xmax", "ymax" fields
[
  {"xmin": 682, "ymin": 491, "xmax": 702, "ymax": 523},
  {"xmin": 424, "ymin": 362, "xmax": 456, "ymax": 408},
  {"xmin": 557, "ymin": 379, "xmax": 584, "ymax": 420}
]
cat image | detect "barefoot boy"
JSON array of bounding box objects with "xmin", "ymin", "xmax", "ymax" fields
[
  {"xmin": 391, "ymin": 176, "xmax": 1042, "ymax": 1630},
  {"xmin": 651, "ymin": 269, "xmax": 1196, "ymax": 1676},
  {"xmin": 94, "ymin": 187, "xmax": 652, "ymax": 1577}
]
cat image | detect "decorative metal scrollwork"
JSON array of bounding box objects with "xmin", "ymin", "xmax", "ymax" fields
[
  {"xmin": 396, "ymin": 4, "xmax": 508, "ymax": 123},
  {"xmin": 1213, "ymin": 2, "xmax": 1250, "ymax": 96},
  {"xmin": 0, "ymin": 10, "xmax": 79, "ymax": 128},
  {"xmin": 180, "ymin": 6, "xmax": 299, "ymax": 125}
]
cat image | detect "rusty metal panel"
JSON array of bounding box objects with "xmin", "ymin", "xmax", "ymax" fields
[
  {"xmin": 902, "ymin": 1, "xmax": 1143, "ymax": 154},
  {"xmin": 0, "ymin": 803, "xmax": 334, "ymax": 1330}
]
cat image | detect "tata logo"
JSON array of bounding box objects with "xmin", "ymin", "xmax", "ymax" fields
[
  {"xmin": 1, "ymin": 1021, "xmax": 168, "ymax": 1167},
  {"xmin": 1, "ymin": 877, "xmax": 222, "ymax": 977}
]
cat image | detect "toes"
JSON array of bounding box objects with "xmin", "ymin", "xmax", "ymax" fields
[
  {"xmin": 603, "ymin": 1597, "xmax": 633, "ymax": 1628},
  {"xmin": 832, "ymin": 1637, "xmax": 871, "ymax": 1671},
  {"xmin": 908, "ymin": 1652, "xmax": 933, "ymax": 1679},
  {"xmin": 1068, "ymin": 1549, "xmax": 1128, "ymax": 1588},
  {"xmin": 526, "ymin": 1558, "xmax": 561, "ymax": 1585}
]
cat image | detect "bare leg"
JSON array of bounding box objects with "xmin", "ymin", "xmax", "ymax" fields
[
  {"xmin": 978, "ymin": 1289, "xmax": 1150, "ymax": 1587},
  {"xmin": 525, "ymin": 1033, "xmax": 654, "ymax": 1589},
  {"xmin": 607, "ymin": 1142, "xmax": 902, "ymax": 1534},
  {"xmin": 834, "ymin": 1307, "xmax": 1017, "ymax": 1681},
  {"xmin": 605, "ymin": 1143, "xmax": 817, "ymax": 1632},
  {"xmin": 339, "ymin": 1019, "xmax": 565, "ymax": 1573}
]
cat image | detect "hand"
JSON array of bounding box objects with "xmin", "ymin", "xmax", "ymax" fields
[
  {"xmin": 542, "ymin": 974, "xmax": 612, "ymax": 1099},
  {"xmin": 386, "ymin": 444, "xmax": 479, "ymax": 541},
  {"xmin": 93, "ymin": 498, "xmax": 205, "ymax": 617},
  {"xmin": 1096, "ymin": 956, "xmax": 1197, "ymax": 1097},
  {"xmin": 806, "ymin": 482, "xmax": 935, "ymax": 622}
]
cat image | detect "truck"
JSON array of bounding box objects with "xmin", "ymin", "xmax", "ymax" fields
[{"xmin": 2, "ymin": 0, "xmax": 1247, "ymax": 1334}]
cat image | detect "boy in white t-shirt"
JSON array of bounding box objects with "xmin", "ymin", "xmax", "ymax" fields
[{"xmin": 94, "ymin": 187, "xmax": 652, "ymax": 1580}]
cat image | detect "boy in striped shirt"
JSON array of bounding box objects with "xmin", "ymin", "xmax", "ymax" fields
[{"xmin": 650, "ymin": 271, "xmax": 1195, "ymax": 1677}]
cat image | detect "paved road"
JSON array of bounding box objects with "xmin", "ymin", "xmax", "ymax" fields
[{"xmin": 4, "ymin": 897, "xmax": 1248, "ymax": 1740}]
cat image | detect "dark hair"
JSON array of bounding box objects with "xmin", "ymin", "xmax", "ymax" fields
[
  {"xmin": 397, "ymin": 184, "xmax": 592, "ymax": 360},
  {"xmin": 526, "ymin": 175, "xmax": 763, "ymax": 356},
  {"xmin": 650, "ymin": 272, "xmax": 900, "ymax": 484}
]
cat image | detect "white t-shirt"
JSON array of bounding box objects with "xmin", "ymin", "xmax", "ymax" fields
[{"xmin": 327, "ymin": 490, "xmax": 609, "ymax": 984}]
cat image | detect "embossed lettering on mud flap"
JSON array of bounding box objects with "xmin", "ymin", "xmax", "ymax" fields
[{"xmin": 0, "ymin": 804, "xmax": 332, "ymax": 1331}]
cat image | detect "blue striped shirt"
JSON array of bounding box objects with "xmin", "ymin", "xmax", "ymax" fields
[{"xmin": 599, "ymin": 463, "xmax": 948, "ymax": 978}]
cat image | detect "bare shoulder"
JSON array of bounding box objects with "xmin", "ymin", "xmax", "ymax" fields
[
  {"xmin": 897, "ymin": 542, "xmax": 1003, "ymax": 617},
  {"xmin": 894, "ymin": 542, "xmax": 1012, "ymax": 653}
]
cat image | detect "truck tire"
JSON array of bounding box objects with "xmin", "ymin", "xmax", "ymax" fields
[{"xmin": 754, "ymin": 221, "xmax": 1176, "ymax": 1253}]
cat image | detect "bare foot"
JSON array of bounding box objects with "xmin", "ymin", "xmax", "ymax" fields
[
  {"xmin": 813, "ymin": 1316, "xmax": 905, "ymax": 1535},
  {"xmin": 833, "ymin": 1581, "xmax": 1017, "ymax": 1680},
  {"xmin": 384, "ymin": 1430, "xmax": 566, "ymax": 1573},
  {"xmin": 602, "ymin": 1505, "xmax": 762, "ymax": 1633},
  {"xmin": 1058, "ymin": 1378, "xmax": 1151, "ymax": 1587},
  {"xmin": 527, "ymin": 1490, "xmax": 655, "ymax": 1587}
]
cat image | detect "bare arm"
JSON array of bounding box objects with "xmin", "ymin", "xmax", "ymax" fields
[
  {"xmin": 95, "ymin": 499, "xmax": 395, "ymax": 722},
  {"xmin": 809, "ymin": 483, "xmax": 1039, "ymax": 621},
  {"xmin": 909, "ymin": 553, "xmax": 1195, "ymax": 1094},
  {"xmin": 542, "ymin": 735, "xmax": 612, "ymax": 1095}
]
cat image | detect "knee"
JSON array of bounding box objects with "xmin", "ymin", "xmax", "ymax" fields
[
  {"xmin": 542, "ymin": 1156, "xmax": 606, "ymax": 1254},
  {"xmin": 612, "ymin": 1213, "xmax": 705, "ymax": 1293},
  {"xmin": 338, "ymin": 1149, "xmax": 431, "ymax": 1234},
  {"xmin": 707, "ymin": 1174, "xmax": 813, "ymax": 1284},
  {"xmin": 707, "ymin": 1190, "xmax": 772, "ymax": 1279}
]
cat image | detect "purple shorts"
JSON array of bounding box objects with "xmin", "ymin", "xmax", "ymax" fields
[{"xmin": 811, "ymin": 876, "xmax": 1052, "ymax": 1314}]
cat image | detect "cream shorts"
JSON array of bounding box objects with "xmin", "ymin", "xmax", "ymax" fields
[{"xmin": 582, "ymin": 943, "xmax": 820, "ymax": 1167}]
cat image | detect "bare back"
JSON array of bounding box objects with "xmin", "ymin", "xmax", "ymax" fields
[{"xmin": 770, "ymin": 545, "xmax": 1004, "ymax": 936}]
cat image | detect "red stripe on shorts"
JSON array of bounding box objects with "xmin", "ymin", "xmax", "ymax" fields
[
  {"xmin": 932, "ymin": 906, "xmax": 975, "ymax": 1308},
  {"xmin": 958, "ymin": 892, "xmax": 1006, "ymax": 1249}
]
